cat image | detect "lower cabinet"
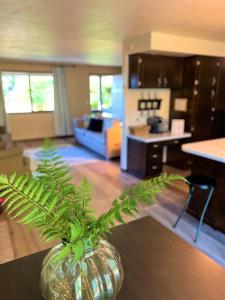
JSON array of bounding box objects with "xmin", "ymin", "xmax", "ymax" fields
[
  {"xmin": 127, "ymin": 137, "xmax": 191, "ymax": 178},
  {"xmin": 127, "ymin": 138, "xmax": 163, "ymax": 178},
  {"xmin": 166, "ymin": 138, "xmax": 192, "ymax": 170}
]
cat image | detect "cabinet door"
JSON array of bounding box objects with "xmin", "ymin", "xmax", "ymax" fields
[
  {"xmin": 161, "ymin": 56, "xmax": 183, "ymax": 89},
  {"xmin": 166, "ymin": 139, "xmax": 192, "ymax": 170},
  {"xmin": 128, "ymin": 54, "xmax": 160, "ymax": 88},
  {"xmin": 129, "ymin": 54, "xmax": 183, "ymax": 89},
  {"xmin": 195, "ymin": 57, "xmax": 221, "ymax": 140},
  {"xmin": 127, "ymin": 138, "xmax": 148, "ymax": 177},
  {"xmin": 129, "ymin": 54, "xmax": 140, "ymax": 88},
  {"xmin": 140, "ymin": 55, "xmax": 162, "ymax": 88}
]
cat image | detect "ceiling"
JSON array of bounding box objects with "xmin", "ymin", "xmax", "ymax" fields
[{"xmin": 0, "ymin": 0, "xmax": 225, "ymax": 66}]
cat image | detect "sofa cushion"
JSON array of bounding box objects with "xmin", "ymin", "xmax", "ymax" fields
[
  {"xmin": 74, "ymin": 128, "xmax": 86, "ymax": 136},
  {"xmin": 102, "ymin": 118, "xmax": 120, "ymax": 131},
  {"xmin": 88, "ymin": 118, "xmax": 103, "ymax": 132},
  {"xmin": 85, "ymin": 130, "xmax": 105, "ymax": 145}
]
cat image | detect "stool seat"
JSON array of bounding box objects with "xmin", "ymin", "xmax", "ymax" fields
[{"xmin": 187, "ymin": 174, "xmax": 216, "ymax": 188}]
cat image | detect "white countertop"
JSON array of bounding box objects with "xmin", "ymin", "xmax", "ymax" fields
[
  {"xmin": 182, "ymin": 138, "xmax": 225, "ymax": 163},
  {"xmin": 127, "ymin": 132, "xmax": 192, "ymax": 143}
]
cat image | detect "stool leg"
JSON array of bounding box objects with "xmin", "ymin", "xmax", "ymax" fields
[
  {"xmin": 173, "ymin": 185, "xmax": 195, "ymax": 228},
  {"xmin": 194, "ymin": 186, "xmax": 214, "ymax": 243}
]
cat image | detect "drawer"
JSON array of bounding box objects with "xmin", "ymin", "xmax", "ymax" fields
[
  {"xmin": 166, "ymin": 139, "xmax": 181, "ymax": 146},
  {"xmin": 147, "ymin": 162, "xmax": 162, "ymax": 176},
  {"xmin": 148, "ymin": 151, "xmax": 163, "ymax": 163},
  {"xmin": 148, "ymin": 142, "xmax": 163, "ymax": 151}
]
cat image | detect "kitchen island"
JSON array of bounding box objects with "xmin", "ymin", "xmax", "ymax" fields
[
  {"xmin": 182, "ymin": 138, "xmax": 225, "ymax": 233},
  {"xmin": 127, "ymin": 131, "xmax": 191, "ymax": 178}
]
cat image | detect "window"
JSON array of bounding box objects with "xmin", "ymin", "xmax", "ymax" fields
[
  {"xmin": 89, "ymin": 75, "xmax": 113, "ymax": 113},
  {"xmin": 1, "ymin": 72, "xmax": 54, "ymax": 113}
]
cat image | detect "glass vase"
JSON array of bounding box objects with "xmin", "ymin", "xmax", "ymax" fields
[{"xmin": 40, "ymin": 239, "xmax": 124, "ymax": 300}]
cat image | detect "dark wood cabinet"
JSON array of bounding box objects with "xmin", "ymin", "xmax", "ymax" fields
[
  {"xmin": 188, "ymin": 155, "xmax": 225, "ymax": 233},
  {"xmin": 170, "ymin": 55, "xmax": 225, "ymax": 142},
  {"xmin": 127, "ymin": 137, "xmax": 191, "ymax": 178},
  {"xmin": 129, "ymin": 54, "xmax": 183, "ymax": 89},
  {"xmin": 166, "ymin": 138, "xmax": 192, "ymax": 170},
  {"xmin": 127, "ymin": 138, "xmax": 163, "ymax": 178}
]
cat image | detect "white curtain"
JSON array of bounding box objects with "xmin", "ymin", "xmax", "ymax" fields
[
  {"xmin": 53, "ymin": 66, "xmax": 73, "ymax": 136},
  {"xmin": 0, "ymin": 72, "xmax": 10, "ymax": 132}
]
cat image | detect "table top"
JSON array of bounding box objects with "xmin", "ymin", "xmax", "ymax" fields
[
  {"xmin": 1, "ymin": 216, "xmax": 225, "ymax": 300},
  {"xmin": 182, "ymin": 137, "xmax": 225, "ymax": 163},
  {"xmin": 127, "ymin": 131, "xmax": 191, "ymax": 143}
]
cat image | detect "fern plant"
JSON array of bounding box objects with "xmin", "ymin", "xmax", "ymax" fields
[{"xmin": 0, "ymin": 139, "xmax": 186, "ymax": 262}]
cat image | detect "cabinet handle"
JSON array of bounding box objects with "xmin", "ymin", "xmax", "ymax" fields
[
  {"xmin": 217, "ymin": 62, "xmax": 220, "ymax": 67},
  {"xmin": 152, "ymin": 166, "xmax": 158, "ymax": 170},
  {"xmin": 193, "ymin": 89, "xmax": 198, "ymax": 96},
  {"xmin": 153, "ymin": 144, "xmax": 159, "ymax": 148},
  {"xmin": 211, "ymin": 107, "xmax": 216, "ymax": 112},
  {"xmin": 138, "ymin": 57, "xmax": 142, "ymax": 64},
  {"xmin": 211, "ymin": 77, "xmax": 217, "ymax": 86},
  {"xmin": 211, "ymin": 116, "xmax": 215, "ymax": 121},
  {"xmin": 157, "ymin": 77, "xmax": 162, "ymax": 87},
  {"xmin": 152, "ymin": 154, "xmax": 158, "ymax": 159},
  {"xmin": 194, "ymin": 79, "xmax": 199, "ymax": 85},
  {"xmin": 196, "ymin": 60, "xmax": 201, "ymax": 66},
  {"xmin": 138, "ymin": 81, "xmax": 142, "ymax": 87},
  {"xmin": 191, "ymin": 126, "xmax": 195, "ymax": 132},
  {"xmin": 163, "ymin": 77, "xmax": 168, "ymax": 87},
  {"xmin": 174, "ymin": 140, "xmax": 179, "ymax": 144},
  {"xmin": 211, "ymin": 89, "xmax": 216, "ymax": 98}
]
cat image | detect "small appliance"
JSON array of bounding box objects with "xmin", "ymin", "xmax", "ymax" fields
[{"xmin": 147, "ymin": 116, "xmax": 164, "ymax": 133}]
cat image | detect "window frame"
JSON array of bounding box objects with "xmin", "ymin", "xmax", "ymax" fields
[
  {"xmin": 1, "ymin": 71, "xmax": 54, "ymax": 114},
  {"xmin": 89, "ymin": 74, "xmax": 113, "ymax": 113}
]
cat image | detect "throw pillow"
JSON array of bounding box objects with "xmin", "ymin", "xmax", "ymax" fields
[{"xmin": 88, "ymin": 118, "xmax": 103, "ymax": 132}]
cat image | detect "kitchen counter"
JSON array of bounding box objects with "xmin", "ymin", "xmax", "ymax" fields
[
  {"xmin": 182, "ymin": 138, "xmax": 225, "ymax": 163},
  {"xmin": 127, "ymin": 131, "xmax": 191, "ymax": 143},
  {"xmin": 127, "ymin": 131, "xmax": 192, "ymax": 178}
]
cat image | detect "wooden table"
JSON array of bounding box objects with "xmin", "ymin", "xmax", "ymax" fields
[{"xmin": 1, "ymin": 216, "xmax": 225, "ymax": 300}]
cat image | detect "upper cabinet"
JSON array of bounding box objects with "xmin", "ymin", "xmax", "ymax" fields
[{"xmin": 128, "ymin": 54, "xmax": 183, "ymax": 89}]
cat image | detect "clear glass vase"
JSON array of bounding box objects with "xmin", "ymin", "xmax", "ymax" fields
[{"xmin": 40, "ymin": 239, "xmax": 124, "ymax": 300}]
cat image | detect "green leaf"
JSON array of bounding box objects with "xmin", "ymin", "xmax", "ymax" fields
[
  {"xmin": 51, "ymin": 244, "xmax": 71, "ymax": 264},
  {"xmin": 72, "ymin": 240, "xmax": 84, "ymax": 261},
  {"xmin": 70, "ymin": 220, "xmax": 83, "ymax": 242}
]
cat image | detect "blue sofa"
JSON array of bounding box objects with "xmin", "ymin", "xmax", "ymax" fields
[{"xmin": 73, "ymin": 117, "xmax": 122, "ymax": 159}]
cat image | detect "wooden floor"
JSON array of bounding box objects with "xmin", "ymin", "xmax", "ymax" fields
[{"xmin": 0, "ymin": 138, "xmax": 189, "ymax": 261}]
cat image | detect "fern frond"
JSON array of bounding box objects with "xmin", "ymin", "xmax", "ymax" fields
[
  {"xmin": 91, "ymin": 173, "xmax": 186, "ymax": 239},
  {"xmin": 0, "ymin": 174, "xmax": 70, "ymax": 242}
]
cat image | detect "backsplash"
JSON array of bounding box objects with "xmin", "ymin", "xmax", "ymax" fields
[{"xmin": 125, "ymin": 88, "xmax": 171, "ymax": 127}]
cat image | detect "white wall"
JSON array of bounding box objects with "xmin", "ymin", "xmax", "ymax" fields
[{"xmin": 125, "ymin": 89, "xmax": 170, "ymax": 126}]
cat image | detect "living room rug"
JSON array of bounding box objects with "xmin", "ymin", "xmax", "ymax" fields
[
  {"xmin": 0, "ymin": 221, "xmax": 15, "ymax": 264},
  {"xmin": 23, "ymin": 144, "xmax": 102, "ymax": 171},
  {"xmin": 145, "ymin": 201, "xmax": 225, "ymax": 268}
]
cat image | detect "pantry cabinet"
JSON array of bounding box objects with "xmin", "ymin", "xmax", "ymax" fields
[{"xmin": 178, "ymin": 56, "xmax": 225, "ymax": 141}]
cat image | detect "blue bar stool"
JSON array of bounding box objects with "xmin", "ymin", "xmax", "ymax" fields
[{"xmin": 173, "ymin": 174, "xmax": 216, "ymax": 243}]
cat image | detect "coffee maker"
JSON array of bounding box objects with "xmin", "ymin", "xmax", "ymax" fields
[
  {"xmin": 137, "ymin": 97, "xmax": 167, "ymax": 133},
  {"xmin": 147, "ymin": 116, "xmax": 163, "ymax": 133}
]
